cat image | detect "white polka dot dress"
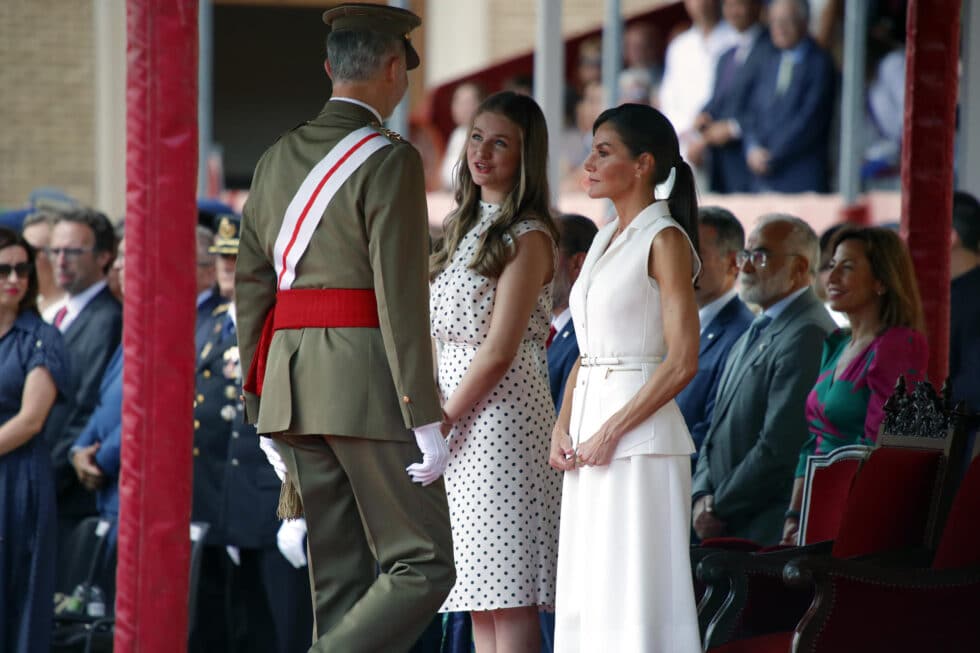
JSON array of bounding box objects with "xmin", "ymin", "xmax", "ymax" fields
[{"xmin": 431, "ymin": 201, "xmax": 561, "ymax": 612}]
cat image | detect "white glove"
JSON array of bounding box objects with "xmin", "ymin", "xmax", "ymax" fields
[
  {"xmin": 406, "ymin": 422, "xmax": 450, "ymax": 486},
  {"xmin": 225, "ymin": 545, "xmax": 241, "ymax": 566},
  {"xmin": 277, "ymin": 519, "xmax": 308, "ymax": 569},
  {"xmin": 259, "ymin": 436, "xmax": 287, "ymax": 482}
]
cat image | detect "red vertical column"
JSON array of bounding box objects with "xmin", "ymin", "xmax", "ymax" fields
[
  {"xmin": 900, "ymin": 0, "xmax": 960, "ymax": 385},
  {"xmin": 115, "ymin": 1, "xmax": 198, "ymax": 651}
]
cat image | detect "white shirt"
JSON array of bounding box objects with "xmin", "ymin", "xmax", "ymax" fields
[
  {"xmin": 551, "ymin": 307, "xmax": 572, "ymax": 335},
  {"xmin": 330, "ymin": 96, "xmax": 383, "ymax": 124},
  {"xmin": 56, "ymin": 280, "xmax": 108, "ymax": 333},
  {"xmin": 658, "ymin": 21, "xmax": 738, "ymax": 151},
  {"xmin": 732, "ymin": 24, "xmax": 763, "ymax": 64},
  {"xmin": 698, "ymin": 287, "xmax": 738, "ymax": 334}
]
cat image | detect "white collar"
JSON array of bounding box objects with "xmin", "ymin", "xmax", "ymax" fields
[
  {"xmin": 698, "ymin": 287, "xmax": 738, "ymax": 334},
  {"xmin": 552, "ymin": 307, "xmax": 572, "ymax": 334},
  {"xmin": 330, "ymin": 96, "xmax": 384, "ymax": 124},
  {"xmin": 196, "ymin": 287, "xmax": 215, "ymax": 308},
  {"xmin": 59, "ymin": 280, "xmax": 108, "ymax": 331}
]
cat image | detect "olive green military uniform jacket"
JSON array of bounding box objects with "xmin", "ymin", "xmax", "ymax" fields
[{"xmin": 236, "ymin": 99, "xmax": 441, "ymax": 440}]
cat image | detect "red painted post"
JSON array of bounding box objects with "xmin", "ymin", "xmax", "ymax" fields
[
  {"xmin": 115, "ymin": 1, "xmax": 197, "ymax": 650},
  {"xmin": 900, "ymin": 0, "xmax": 960, "ymax": 385}
]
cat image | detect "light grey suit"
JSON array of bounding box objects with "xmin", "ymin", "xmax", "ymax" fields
[{"xmin": 692, "ymin": 287, "xmax": 835, "ymax": 544}]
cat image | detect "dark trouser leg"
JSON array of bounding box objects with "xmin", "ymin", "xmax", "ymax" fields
[
  {"xmin": 278, "ymin": 434, "xmax": 455, "ymax": 653},
  {"xmin": 188, "ymin": 545, "xmax": 231, "ymax": 653},
  {"xmin": 257, "ymin": 544, "xmax": 315, "ymax": 653}
]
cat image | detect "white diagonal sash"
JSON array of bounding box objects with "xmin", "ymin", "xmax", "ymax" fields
[{"xmin": 273, "ymin": 126, "xmax": 391, "ymax": 290}]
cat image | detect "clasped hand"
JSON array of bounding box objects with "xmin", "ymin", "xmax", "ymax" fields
[
  {"xmin": 406, "ymin": 422, "xmax": 450, "ymax": 486},
  {"xmin": 548, "ymin": 420, "xmax": 619, "ymax": 471}
]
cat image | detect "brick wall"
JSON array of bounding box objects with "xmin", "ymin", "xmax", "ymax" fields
[{"xmin": 0, "ymin": 0, "xmax": 96, "ymax": 210}]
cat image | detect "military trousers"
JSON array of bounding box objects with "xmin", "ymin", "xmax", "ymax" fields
[{"xmin": 277, "ymin": 433, "xmax": 455, "ymax": 653}]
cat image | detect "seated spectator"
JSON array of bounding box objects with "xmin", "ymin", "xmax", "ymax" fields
[
  {"xmin": 861, "ymin": 47, "xmax": 905, "ymax": 188},
  {"xmin": 20, "ymin": 209, "xmax": 66, "ymax": 320},
  {"xmin": 657, "ymin": 0, "xmax": 737, "ymax": 178},
  {"xmin": 622, "ymin": 20, "xmax": 665, "ymax": 91},
  {"xmin": 0, "ymin": 227, "xmax": 71, "ymax": 653},
  {"xmin": 617, "ymin": 67, "xmax": 653, "ymax": 105},
  {"xmin": 575, "ymin": 37, "xmax": 603, "ymax": 92},
  {"xmin": 951, "ymin": 191, "xmax": 980, "ymax": 413},
  {"xmin": 695, "ymin": 0, "xmax": 774, "ymax": 193},
  {"xmin": 743, "ymin": 0, "xmax": 836, "ymax": 192},
  {"xmin": 782, "ymin": 227, "xmax": 927, "ymax": 544},
  {"xmin": 692, "ymin": 214, "xmax": 836, "ymax": 545},
  {"xmin": 676, "ymin": 207, "xmax": 753, "ymax": 463},
  {"xmin": 440, "ymin": 82, "xmax": 485, "ymax": 191},
  {"xmin": 559, "ymin": 81, "xmax": 605, "ymax": 191}
]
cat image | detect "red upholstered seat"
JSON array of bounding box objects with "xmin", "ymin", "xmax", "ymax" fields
[
  {"xmin": 932, "ymin": 454, "xmax": 980, "ymax": 570},
  {"xmin": 831, "ymin": 447, "xmax": 941, "ymax": 558}
]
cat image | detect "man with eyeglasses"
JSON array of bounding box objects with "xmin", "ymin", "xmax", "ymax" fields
[
  {"xmin": 44, "ymin": 208, "xmax": 123, "ymax": 552},
  {"xmin": 692, "ymin": 214, "xmax": 834, "ymax": 544}
]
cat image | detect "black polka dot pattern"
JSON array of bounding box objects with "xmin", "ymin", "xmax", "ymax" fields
[{"xmin": 431, "ymin": 202, "xmax": 562, "ymax": 611}]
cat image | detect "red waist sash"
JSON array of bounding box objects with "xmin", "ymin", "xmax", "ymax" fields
[{"xmin": 243, "ymin": 288, "xmax": 379, "ymax": 397}]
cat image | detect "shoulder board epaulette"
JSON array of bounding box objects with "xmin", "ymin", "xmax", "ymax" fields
[
  {"xmin": 273, "ymin": 121, "xmax": 309, "ymax": 145},
  {"xmin": 378, "ymin": 127, "xmax": 405, "ymax": 143},
  {"xmin": 211, "ymin": 303, "xmax": 231, "ymax": 317}
]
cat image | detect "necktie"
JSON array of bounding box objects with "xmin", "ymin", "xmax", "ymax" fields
[
  {"xmin": 741, "ymin": 314, "xmax": 773, "ymax": 359},
  {"xmin": 717, "ymin": 51, "xmax": 739, "ymax": 95},
  {"xmin": 775, "ymin": 52, "xmax": 794, "ymax": 95},
  {"xmin": 53, "ymin": 306, "xmax": 68, "ymax": 329},
  {"xmin": 546, "ymin": 325, "xmax": 557, "ymax": 348}
]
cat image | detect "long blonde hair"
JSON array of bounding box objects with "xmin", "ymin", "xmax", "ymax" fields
[{"xmin": 430, "ymin": 91, "xmax": 557, "ymax": 280}]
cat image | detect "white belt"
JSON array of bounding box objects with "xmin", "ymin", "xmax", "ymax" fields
[{"xmin": 579, "ymin": 355, "xmax": 664, "ymax": 367}]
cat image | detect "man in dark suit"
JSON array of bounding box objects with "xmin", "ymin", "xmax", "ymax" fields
[
  {"xmin": 45, "ymin": 208, "xmax": 122, "ymax": 545},
  {"xmin": 692, "ymin": 214, "xmax": 835, "ymax": 545},
  {"xmin": 548, "ymin": 214, "xmax": 598, "ymax": 410},
  {"xmin": 742, "ymin": 0, "xmax": 836, "ymax": 192},
  {"xmin": 676, "ymin": 207, "xmax": 753, "ymax": 464},
  {"xmin": 950, "ymin": 191, "xmax": 980, "ymax": 414},
  {"xmin": 695, "ymin": 0, "xmax": 773, "ymax": 193}
]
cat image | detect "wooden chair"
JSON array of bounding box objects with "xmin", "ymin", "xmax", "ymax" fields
[{"xmin": 696, "ymin": 378, "xmax": 970, "ymax": 651}]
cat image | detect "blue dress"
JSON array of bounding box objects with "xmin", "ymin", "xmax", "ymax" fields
[{"xmin": 0, "ymin": 310, "xmax": 71, "ymax": 653}]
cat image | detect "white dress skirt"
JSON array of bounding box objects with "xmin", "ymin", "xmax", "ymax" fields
[{"xmin": 554, "ymin": 201, "xmax": 702, "ymax": 652}]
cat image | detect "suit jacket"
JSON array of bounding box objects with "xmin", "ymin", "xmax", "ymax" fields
[
  {"xmin": 702, "ymin": 28, "xmax": 774, "ymax": 193},
  {"xmin": 676, "ymin": 295, "xmax": 754, "ymax": 459},
  {"xmin": 236, "ymin": 100, "xmax": 441, "ymax": 439},
  {"xmin": 72, "ymin": 346, "xmax": 123, "ymax": 519},
  {"xmin": 692, "ymin": 288, "xmax": 835, "ymax": 544},
  {"xmin": 743, "ymin": 37, "xmax": 837, "ymax": 192},
  {"xmin": 191, "ymin": 306, "xmax": 236, "ymax": 544},
  {"xmin": 547, "ymin": 319, "xmax": 579, "ymax": 411},
  {"xmin": 46, "ymin": 285, "xmax": 123, "ymax": 518}
]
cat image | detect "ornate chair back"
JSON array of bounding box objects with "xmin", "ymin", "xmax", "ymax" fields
[{"xmin": 797, "ymin": 444, "xmax": 871, "ymax": 545}]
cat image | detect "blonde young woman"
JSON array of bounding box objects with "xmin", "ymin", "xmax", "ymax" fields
[{"xmin": 430, "ymin": 91, "xmax": 561, "ymax": 652}]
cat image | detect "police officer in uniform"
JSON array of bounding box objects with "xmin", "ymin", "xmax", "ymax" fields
[{"xmin": 235, "ymin": 4, "xmax": 454, "ymax": 652}]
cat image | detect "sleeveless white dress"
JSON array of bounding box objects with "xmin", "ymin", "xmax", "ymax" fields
[
  {"xmin": 431, "ymin": 201, "xmax": 562, "ymax": 611},
  {"xmin": 554, "ymin": 201, "xmax": 702, "ymax": 652}
]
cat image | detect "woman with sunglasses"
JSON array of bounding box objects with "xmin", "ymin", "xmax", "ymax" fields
[{"xmin": 0, "ymin": 226, "xmax": 71, "ymax": 652}]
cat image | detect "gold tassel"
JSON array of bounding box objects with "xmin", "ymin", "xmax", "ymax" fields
[{"xmin": 277, "ymin": 472, "xmax": 304, "ymax": 520}]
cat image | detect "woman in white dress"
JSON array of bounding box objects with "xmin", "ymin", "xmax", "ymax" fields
[
  {"xmin": 430, "ymin": 91, "xmax": 562, "ymax": 652},
  {"xmin": 550, "ymin": 104, "xmax": 703, "ymax": 652}
]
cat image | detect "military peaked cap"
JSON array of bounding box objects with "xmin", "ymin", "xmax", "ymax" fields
[{"xmin": 322, "ymin": 2, "xmax": 421, "ymax": 70}]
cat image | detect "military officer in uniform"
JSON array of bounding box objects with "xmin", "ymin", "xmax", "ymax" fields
[
  {"xmin": 235, "ymin": 4, "xmax": 455, "ymax": 652},
  {"xmin": 190, "ymin": 218, "xmax": 234, "ymax": 652},
  {"xmin": 205, "ymin": 217, "xmax": 314, "ymax": 653}
]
